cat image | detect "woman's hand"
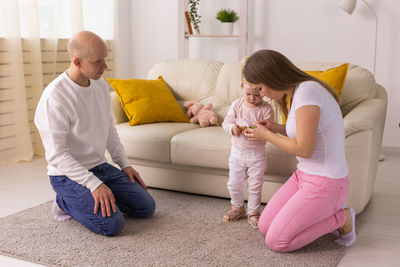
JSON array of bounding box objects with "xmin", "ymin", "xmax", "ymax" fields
[
  {"xmin": 244, "ymin": 123, "xmax": 270, "ymax": 141},
  {"xmin": 258, "ymin": 119, "xmax": 275, "ymax": 130},
  {"xmin": 257, "ymin": 119, "xmax": 286, "ymax": 135}
]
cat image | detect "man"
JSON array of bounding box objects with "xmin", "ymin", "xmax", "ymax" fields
[{"xmin": 34, "ymin": 31, "xmax": 155, "ymax": 236}]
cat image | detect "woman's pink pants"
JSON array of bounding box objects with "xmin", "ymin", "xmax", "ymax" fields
[{"xmin": 258, "ymin": 169, "xmax": 349, "ymax": 252}]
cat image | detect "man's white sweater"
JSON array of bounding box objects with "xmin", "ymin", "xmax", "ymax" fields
[{"xmin": 34, "ymin": 72, "xmax": 129, "ymax": 191}]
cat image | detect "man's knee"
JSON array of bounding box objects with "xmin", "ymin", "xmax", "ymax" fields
[
  {"xmin": 138, "ymin": 196, "xmax": 156, "ymax": 218},
  {"xmin": 101, "ymin": 212, "xmax": 125, "ymax": 236}
]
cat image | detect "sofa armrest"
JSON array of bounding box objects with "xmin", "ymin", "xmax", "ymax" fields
[
  {"xmin": 344, "ymin": 97, "xmax": 387, "ymax": 137},
  {"xmin": 110, "ymin": 92, "xmax": 128, "ymax": 124}
]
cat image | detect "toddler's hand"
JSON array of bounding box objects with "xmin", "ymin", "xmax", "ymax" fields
[
  {"xmin": 242, "ymin": 119, "xmax": 257, "ymax": 129},
  {"xmin": 231, "ymin": 125, "xmax": 241, "ymax": 136}
]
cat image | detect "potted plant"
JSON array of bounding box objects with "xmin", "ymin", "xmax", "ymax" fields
[
  {"xmin": 216, "ymin": 8, "xmax": 239, "ymax": 35},
  {"xmin": 189, "ymin": 0, "xmax": 201, "ymax": 35}
]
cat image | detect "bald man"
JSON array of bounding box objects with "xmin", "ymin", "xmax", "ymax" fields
[{"xmin": 34, "ymin": 31, "xmax": 155, "ymax": 236}]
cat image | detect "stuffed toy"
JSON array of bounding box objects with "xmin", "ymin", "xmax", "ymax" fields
[{"xmin": 184, "ymin": 100, "xmax": 218, "ymax": 127}]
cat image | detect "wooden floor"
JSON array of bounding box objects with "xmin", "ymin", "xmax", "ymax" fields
[
  {"xmin": 338, "ymin": 147, "xmax": 400, "ymax": 266},
  {"xmin": 0, "ymin": 147, "xmax": 399, "ymax": 266}
]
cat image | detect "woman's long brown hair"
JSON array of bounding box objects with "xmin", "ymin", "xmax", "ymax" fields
[{"xmin": 242, "ymin": 50, "xmax": 339, "ymax": 118}]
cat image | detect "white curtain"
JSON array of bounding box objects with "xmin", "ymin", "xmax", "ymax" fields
[{"xmin": 0, "ymin": 0, "xmax": 116, "ymax": 164}]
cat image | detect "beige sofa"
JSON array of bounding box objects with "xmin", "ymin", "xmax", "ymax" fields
[{"xmin": 110, "ymin": 59, "xmax": 387, "ymax": 214}]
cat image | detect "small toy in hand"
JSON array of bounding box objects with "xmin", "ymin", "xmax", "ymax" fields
[
  {"xmin": 184, "ymin": 100, "xmax": 218, "ymax": 127},
  {"xmin": 239, "ymin": 119, "xmax": 257, "ymax": 131}
]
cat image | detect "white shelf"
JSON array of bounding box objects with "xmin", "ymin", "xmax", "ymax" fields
[
  {"xmin": 185, "ymin": 34, "xmax": 240, "ymax": 38},
  {"xmin": 178, "ymin": 0, "xmax": 248, "ymax": 59}
]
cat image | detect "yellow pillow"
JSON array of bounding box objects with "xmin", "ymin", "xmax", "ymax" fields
[
  {"xmin": 107, "ymin": 76, "xmax": 189, "ymax": 126},
  {"xmin": 305, "ymin": 63, "xmax": 349, "ymax": 97},
  {"xmin": 282, "ymin": 63, "xmax": 349, "ymax": 124}
]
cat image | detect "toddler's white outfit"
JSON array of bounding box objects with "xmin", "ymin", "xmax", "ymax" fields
[{"xmin": 222, "ymin": 98, "xmax": 274, "ymax": 214}]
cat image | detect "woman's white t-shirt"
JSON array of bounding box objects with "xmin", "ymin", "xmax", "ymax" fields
[{"xmin": 285, "ymin": 81, "xmax": 348, "ymax": 179}]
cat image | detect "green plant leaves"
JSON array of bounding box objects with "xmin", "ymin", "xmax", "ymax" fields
[{"xmin": 216, "ymin": 8, "xmax": 239, "ymax": 23}]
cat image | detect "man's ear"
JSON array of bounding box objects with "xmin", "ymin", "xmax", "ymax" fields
[{"xmin": 72, "ymin": 57, "xmax": 81, "ymax": 68}]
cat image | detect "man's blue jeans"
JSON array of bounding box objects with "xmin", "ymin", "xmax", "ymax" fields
[{"xmin": 50, "ymin": 163, "xmax": 156, "ymax": 236}]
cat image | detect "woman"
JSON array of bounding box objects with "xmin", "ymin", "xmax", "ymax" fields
[{"xmin": 243, "ymin": 50, "xmax": 356, "ymax": 252}]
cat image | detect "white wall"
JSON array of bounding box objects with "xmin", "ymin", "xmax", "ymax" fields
[
  {"xmin": 127, "ymin": 0, "xmax": 400, "ymax": 148},
  {"xmin": 129, "ymin": 0, "xmax": 179, "ymax": 78},
  {"xmin": 114, "ymin": 0, "xmax": 131, "ymax": 78}
]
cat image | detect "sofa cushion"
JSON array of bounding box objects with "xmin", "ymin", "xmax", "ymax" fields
[
  {"xmin": 304, "ymin": 63, "xmax": 349, "ymax": 97},
  {"xmin": 110, "ymin": 92, "xmax": 128, "ymax": 124},
  {"xmin": 265, "ymin": 143, "xmax": 297, "ymax": 175},
  {"xmin": 147, "ymin": 59, "xmax": 223, "ymax": 102},
  {"xmin": 107, "ymin": 77, "xmax": 189, "ymax": 126},
  {"xmin": 210, "ymin": 62, "xmax": 242, "ymax": 120},
  {"xmin": 171, "ymin": 127, "xmax": 297, "ymax": 175},
  {"xmin": 116, "ymin": 122, "xmax": 199, "ymax": 163},
  {"xmin": 171, "ymin": 127, "xmax": 231, "ymax": 169}
]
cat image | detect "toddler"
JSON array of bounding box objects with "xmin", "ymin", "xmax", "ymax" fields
[{"xmin": 222, "ymin": 81, "xmax": 274, "ymax": 228}]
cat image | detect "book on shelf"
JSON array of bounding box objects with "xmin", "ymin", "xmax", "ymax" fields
[{"xmin": 184, "ymin": 11, "xmax": 193, "ymax": 35}]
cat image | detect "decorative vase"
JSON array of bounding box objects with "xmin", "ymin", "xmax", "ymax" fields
[{"xmin": 220, "ymin": 22, "xmax": 234, "ymax": 35}]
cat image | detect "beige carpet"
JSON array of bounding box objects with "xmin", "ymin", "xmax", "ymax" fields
[{"xmin": 0, "ymin": 189, "xmax": 348, "ymax": 266}]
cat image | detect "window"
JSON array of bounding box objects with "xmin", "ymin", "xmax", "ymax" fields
[{"xmin": 0, "ymin": 0, "xmax": 114, "ymax": 39}]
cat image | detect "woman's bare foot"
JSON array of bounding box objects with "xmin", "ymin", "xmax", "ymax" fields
[
  {"xmin": 338, "ymin": 208, "xmax": 352, "ymax": 235},
  {"xmin": 335, "ymin": 207, "xmax": 356, "ymax": 246}
]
